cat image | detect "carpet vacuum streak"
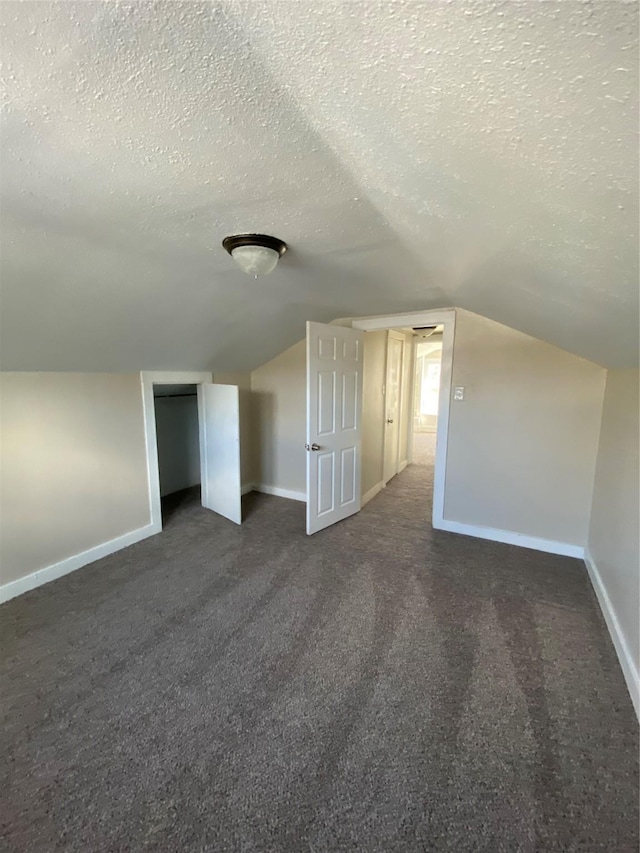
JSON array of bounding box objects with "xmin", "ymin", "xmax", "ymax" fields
[{"xmin": 1, "ymin": 436, "xmax": 638, "ymax": 851}]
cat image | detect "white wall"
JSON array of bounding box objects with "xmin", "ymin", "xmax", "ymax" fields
[
  {"xmin": 587, "ymin": 368, "xmax": 639, "ymax": 712},
  {"xmin": 154, "ymin": 394, "xmax": 200, "ymax": 496},
  {"xmin": 0, "ymin": 373, "xmax": 151, "ymax": 589},
  {"xmin": 250, "ymin": 341, "xmax": 306, "ymax": 496},
  {"xmin": 444, "ymin": 310, "xmax": 606, "ymax": 548},
  {"xmin": 397, "ymin": 331, "xmax": 414, "ymax": 465},
  {"xmin": 362, "ymin": 331, "xmax": 387, "ymax": 496},
  {"xmin": 249, "ymin": 314, "xmax": 607, "ymax": 552}
]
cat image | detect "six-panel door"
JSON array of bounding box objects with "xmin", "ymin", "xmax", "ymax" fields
[{"xmin": 306, "ymin": 321, "xmax": 364, "ymax": 535}]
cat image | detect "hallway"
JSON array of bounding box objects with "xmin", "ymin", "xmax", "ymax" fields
[
  {"xmin": 1, "ymin": 453, "xmax": 637, "ymax": 851},
  {"xmin": 409, "ymin": 431, "xmax": 437, "ymax": 467}
]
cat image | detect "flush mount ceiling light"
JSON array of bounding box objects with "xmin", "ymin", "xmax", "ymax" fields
[{"xmin": 222, "ymin": 233, "xmax": 288, "ymax": 278}]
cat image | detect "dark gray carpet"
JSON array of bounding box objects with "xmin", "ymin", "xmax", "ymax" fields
[{"xmin": 1, "ymin": 440, "xmax": 638, "ymax": 852}]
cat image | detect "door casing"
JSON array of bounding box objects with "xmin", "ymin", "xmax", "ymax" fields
[
  {"xmin": 141, "ymin": 371, "xmax": 242, "ymax": 532},
  {"xmin": 352, "ymin": 310, "xmax": 455, "ymax": 531}
]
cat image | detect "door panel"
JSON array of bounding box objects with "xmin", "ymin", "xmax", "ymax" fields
[
  {"xmin": 340, "ymin": 447, "xmax": 357, "ymax": 505},
  {"xmin": 317, "ymin": 452, "xmax": 335, "ymax": 516},
  {"xmin": 342, "ymin": 371, "xmax": 358, "ymax": 429},
  {"xmin": 306, "ymin": 321, "xmax": 364, "ymax": 535},
  {"xmin": 198, "ymin": 383, "xmax": 242, "ymax": 525},
  {"xmin": 383, "ymin": 332, "xmax": 404, "ymax": 484},
  {"xmin": 318, "ymin": 334, "xmax": 337, "ymax": 360},
  {"xmin": 318, "ymin": 372, "xmax": 336, "ymax": 434},
  {"xmin": 343, "ymin": 338, "xmax": 360, "ymax": 361}
]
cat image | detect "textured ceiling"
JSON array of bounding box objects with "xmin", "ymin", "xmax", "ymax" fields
[{"xmin": 1, "ymin": 0, "xmax": 637, "ymax": 371}]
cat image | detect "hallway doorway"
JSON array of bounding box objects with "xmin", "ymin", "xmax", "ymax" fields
[
  {"xmin": 357, "ymin": 312, "xmax": 452, "ymax": 530},
  {"xmin": 411, "ymin": 328, "xmax": 443, "ymax": 473}
]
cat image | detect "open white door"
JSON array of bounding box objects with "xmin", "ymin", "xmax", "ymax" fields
[
  {"xmin": 198, "ymin": 383, "xmax": 242, "ymax": 525},
  {"xmin": 306, "ymin": 321, "xmax": 364, "ymax": 535}
]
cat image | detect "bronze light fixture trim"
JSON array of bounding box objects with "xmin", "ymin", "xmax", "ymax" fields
[{"xmin": 222, "ymin": 233, "xmax": 288, "ymax": 278}]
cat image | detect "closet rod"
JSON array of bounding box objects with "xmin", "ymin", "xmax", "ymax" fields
[{"xmin": 154, "ymin": 393, "xmax": 198, "ymax": 399}]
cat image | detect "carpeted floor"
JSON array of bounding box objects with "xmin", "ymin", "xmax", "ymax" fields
[{"xmin": 1, "ymin": 438, "xmax": 638, "ymax": 852}]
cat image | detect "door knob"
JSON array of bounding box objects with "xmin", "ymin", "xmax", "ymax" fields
[
  {"xmin": 305, "ymin": 443, "xmax": 321, "ymax": 451},
  {"xmin": 386, "ymin": 418, "xmax": 394, "ymax": 424}
]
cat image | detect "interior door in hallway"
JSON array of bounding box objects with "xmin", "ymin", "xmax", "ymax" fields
[
  {"xmin": 383, "ymin": 331, "xmax": 404, "ymax": 484},
  {"xmin": 306, "ymin": 321, "xmax": 364, "ymax": 535},
  {"xmin": 198, "ymin": 383, "xmax": 242, "ymax": 525}
]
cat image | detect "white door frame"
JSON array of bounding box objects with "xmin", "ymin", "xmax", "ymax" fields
[
  {"xmin": 141, "ymin": 371, "xmax": 213, "ymax": 533},
  {"xmin": 352, "ymin": 309, "xmax": 455, "ymax": 530}
]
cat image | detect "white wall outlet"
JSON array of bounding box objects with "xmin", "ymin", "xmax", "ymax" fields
[{"xmin": 453, "ymin": 386, "xmax": 465, "ymax": 401}]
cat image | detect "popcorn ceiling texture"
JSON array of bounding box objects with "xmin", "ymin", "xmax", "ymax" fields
[{"xmin": 0, "ymin": 1, "xmax": 637, "ymax": 371}]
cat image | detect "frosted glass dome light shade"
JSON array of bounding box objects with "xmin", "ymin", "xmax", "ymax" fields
[
  {"xmin": 222, "ymin": 233, "xmax": 288, "ymax": 278},
  {"xmin": 231, "ymin": 245, "xmax": 280, "ymax": 277}
]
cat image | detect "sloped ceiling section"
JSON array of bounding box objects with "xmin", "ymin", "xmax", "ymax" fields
[{"xmin": 1, "ymin": 1, "xmax": 637, "ymax": 371}]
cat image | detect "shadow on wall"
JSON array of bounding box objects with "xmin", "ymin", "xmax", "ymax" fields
[
  {"xmin": 237, "ymin": 386, "xmax": 255, "ymax": 488},
  {"xmin": 251, "ymin": 389, "xmax": 306, "ymax": 493},
  {"xmin": 251, "ymin": 391, "xmax": 276, "ymax": 488}
]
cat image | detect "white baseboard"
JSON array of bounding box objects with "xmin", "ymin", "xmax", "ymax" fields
[
  {"xmin": 584, "ymin": 549, "xmax": 639, "ymax": 719},
  {"xmin": 0, "ymin": 523, "xmax": 157, "ymax": 605},
  {"xmin": 241, "ymin": 482, "xmax": 255, "ymax": 496},
  {"xmin": 253, "ymin": 484, "xmax": 306, "ymax": 503},
  {"xmin": 434, "ymin": 517, "xmax": 584, "ymax": 559},
  {"xmin": 398, "ymin": 459, "xmax": 408, "ymax": 473},
  {"xmin": 362, "ymin": 481, "xmax": 385, "ymax": 506}
]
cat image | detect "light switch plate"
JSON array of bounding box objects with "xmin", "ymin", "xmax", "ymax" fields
[{"xmin": 453, "ymin": 386, "xmax": 465, "ymax": 401}]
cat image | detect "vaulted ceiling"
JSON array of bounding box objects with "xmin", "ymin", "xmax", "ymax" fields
[{"xmin": 1, "ymin": 1, "xmax": 637, "ymax": 371}]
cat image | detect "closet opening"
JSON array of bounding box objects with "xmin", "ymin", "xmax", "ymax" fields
[{"xmin": 153, "ymin": 384, "xmax": 201, "ymax": 523}]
